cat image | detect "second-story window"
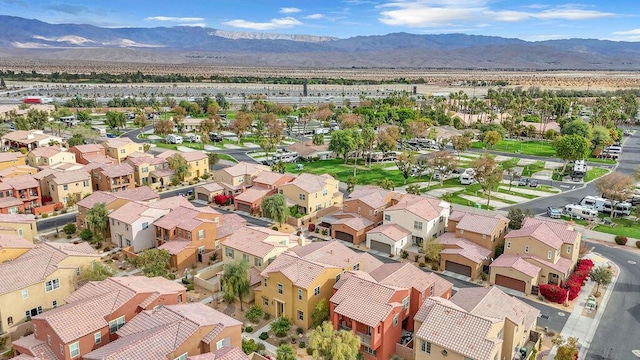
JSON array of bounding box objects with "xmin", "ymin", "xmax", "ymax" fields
[
  {"xmin": 414, "ymin": 221, "xmax": 423, "ymax": 230},
  {"xmin": 277, "ymin": 283, "xmax": 283, "ymax": 294}
]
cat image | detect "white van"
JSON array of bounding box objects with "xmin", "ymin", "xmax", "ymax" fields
[
  {"xmin": 564, "ymin": 204, "xmax": 598, "ymax": 220},
  {"xmin": 166, "ymin": 134, "xmax": 183, "ymax": 144},
  {"xmin": 580, "ymin": 195, "xmax": 631, "ymax": 216},
  {"xmin": 460, "ymin": 173, "xmax": 476, "ymax": 185},
  {"xmin": 272, "ymin": 151, "xmax": 299, "ymax": 163}
]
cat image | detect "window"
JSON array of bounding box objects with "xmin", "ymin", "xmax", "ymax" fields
[
  {"xmin": 142, "ymin": 222, "xmax": 149, "ymax": 230},
  {"xmin": 263, "ymin": 278, "xmax": 268, "ymax": 287},
  {"xmin": 374, "ymin": 209, "xmax": 378, "ymax": 216},
  {"xmin": 226, "ymin": 248, "xmax": 234, "ymax": 258},
  {"xmin": 52, "ymin": 300, "xmax": 57, "ymax": 308},
  {"xmin": 47, "ymin": 334, "xmax": 51, "ymax": 345},
  {"xmin": 384, "ymin": 214, "xmax": 391, "ymax": 222},
  {"xmin": 215, "ymin": 240, "xmax": 220, "ymax": 250},
  {"xmin": 216, "ymin": 339, "xmax": 224, "ymax": 350},
  {"xmin": 482, "ymin": 234, "xmax": 486, "ymax": 239},
  {"xmin": 567, "ymin": 245, "xmax": 572, "ymax": 254},
  {"xmin": 299, "ymin": 194, "xmax": 306, "ymax": 200},
  {"xmin": 178, "ymin": 294, "xmax": 183, "ymax": 303},
  {"xmin": 352, "ymin": 263, "xmax": 359, "ymax": 271},
  {"xmin": 525, "ymin": 245, "xmax": 529, "ymax": 253},
  {"xmin": 7, "ymin": 317, "xmax": 13, "ymax": 326},
  {"xmin": 357, "ymin": 206, "xmax": 361, "ymax": 213},
  {"xmin": 21, "ymin": 289, "xmax": 28, "ymax": 299},
  {"xmin": 323, "ymin": 189, "xmax": 328, "ymax": 196},
  {"xmin": 506, "ymin": 241, "xmax": 511, "ymax": 249},
  {"xmin": 109, "ymin": 316, "xmax": 125, "ymax": 334},
  {"xmin": 277, "ymin": 283, "xmax": 283, "ymax": 295},
  {"xmin": 459, "ymin": 229, "xmax": 465, "ymax": 234},
  {"xmin": 429, "ymin": 285, "xmax": 434, "ymax": 296},
  {"xmin": 421, "ymin": 340, "xmax": 431, "ymax": 353},
  {"xmin": 402, "ymin": 296, "xmax": 409, "ymax": 310},
  {"xmin": 18, "ymin": 228, "xmax": 23, "ymax": 236},
  {"xmin": 414, "ymin": 221, "xmax": 423, "ymax": 230},
  {"xmin": 59, "ymin": 344, "xmax": 63, "ymax": 356},
  {"xmin": 497, "ymin": 329, "xmax": 503, "ymax": 339},
  {"xmin": 255, "ymin": 258, "xmax": 262, "ymax": 267},
  {"xmin": 94, "ymin": 332, "xmax": 101, "ymax": 344},
  {"xmin": 298, "ymin": 289, "xmax": 303, "ymax": 300},
  {"xmin": 141, "ymin": 167, "xmax": 148, "ymax": 173},
  {"xmin": 439, "ymin": 216, "xmax": 444, "ymax": 223},
  {"xmin": 298, "ymin": 310, "xmax": 304, "ymax": 321},
  {"xmin": 45, "ymin": 279, "xmax": 60, "ymax": 292},
  {"xmin": 120, "ymin": 149, "xmax": 126, "ymax": 154},
  {"xmin": 547, "ymin": 250, "xmax": 553, "ymax": 259},
  {"xmin": 76, "ymin": 268, "xmax": 80, "ymax": 276},
  {"xmin": 198, "ymin": 229, "xmax": 205, "ymax": 239},
  {"xmin": 363, "ymin": 346, "xmax": 376, "ymax": 356},
  {"xmin": 336, "ymin": 273, "xmax": 341, "ymax": 281},
  {"xmin": 69, "ymin": 342, "xmax": 80, "ymax": 358},
  {"xmin": 263, "ymin": 297, "xmax": 269, "ymax": 306},
  {"xmin": 63, "ymin": 184, "xmax": 68, "ymax": 191},
  {"xmin": 314, "ymin": 286, "xmax": 320, "ymax": 296},
  {"xmin": 243, "ymin": 254, "xmax": 249, "ymax": 262},
  {"xmin": 198, "ymin": 246, "xmax": 205, "ymax": 254},
  {"xmin": 174, "ymin": 353, "xmax": 188, "ymax": 360},
  {"xmin": 393, "ymin": 313, "xmax": 399, "ymax": 326},
  {"xmin": 126, "ymin": 239, "xmax": 131, "ymax": 246}
]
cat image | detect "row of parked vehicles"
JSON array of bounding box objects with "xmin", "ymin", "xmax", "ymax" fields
[
  {"xmin": 166, "ymin": 132, "xmax": 224, "ymax": 144},
  {"xmin": 556, "ymin": 195, "xmax": 633, "ymax": 220}
]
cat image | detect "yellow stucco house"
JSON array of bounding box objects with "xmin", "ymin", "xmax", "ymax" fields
[
  {"xmin": 157, "ymin": 150, "xmax": 210, "ymax": 181},
  {"xmin": 44, "ymin": 169, "xmax": 92, "ymax": 206},
  {"xmin": 213, "ymin": 162, "xmax": 270, "ymax": 195},
  {"xmin": 0, "ymin": 213, "xmax": 38, "ymax": 241},
  {"xmin": 0, "ymin": 242, "xmax": 100, "ymax": 335},
  {"xmin": 255, "ymin": 241, "xmax": 383, "ymax": 329},
  {"xmin": 278, "ymin": 173, "xmax": 343, "ymax": 215},
  {"xmin": 0, "ymin": 234, "xmax": 34, "ymax": 262},
  {"xmin": 26, "ymin": 147, "xmax": 76, "ymax": 169},
  {"xmin": 103, "ymin": 138, "xmax": 144, "ymax": 163},
  {"xmin": 0, "ymin": 152, "xmax": 26, "ymax": 170}
]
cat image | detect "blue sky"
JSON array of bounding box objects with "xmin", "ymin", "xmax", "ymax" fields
[{"xmin": 1, "ymin": 0, "xmax": 639, "ymax": 41}]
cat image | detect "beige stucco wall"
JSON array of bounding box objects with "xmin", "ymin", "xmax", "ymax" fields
[
  {"xmin": 0, "ymin": 220, "xmax": 37, "ymax": 241},
  {"xmin": 383, "ymin": 208, "xmax": 448, "ymax": 245}
]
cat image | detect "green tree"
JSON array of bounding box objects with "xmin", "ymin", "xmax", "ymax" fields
[
  {"xmin": 346, "ymin": 176, "xmax": 357, "ymax": 193},
  {"xmin": 451, "ymin": 135, "xmax": 472, "ymax": 159},
  {"xmin": 309, "ymin": 321, "xmax": 361, "ymax": 360},
  {"xmin": 271, "ymin": 161, "xmax": 286, "ymax": 174},
  {"xmin": 311, "ymin": 298, "xmax": 330, "ymax": 328},
  {"xmin": 80, "ymin": 261, "xmax": 115, "ymax": 282},
  {"xmin": 0, "ymin": 123, "xmax": 10, "ymax": 137},
  {"xmin": 394, "ymin": 152, "xmax": 416, "ymax": 185},
  {"xmin": 134, "ymin": 249, "xmax": 171, "ymax": 278},
  {"xmin": 276, "ymin": 344, "xmax": 296, "ymax": 360},
  {"xmin": 207, "ymin": 153, "xmax": 220, "ymax": 168},
  {"xmin": 242, "ymin": 338, "xmax": 258, "ymax": 355},
  {"xmin": 553, "ymin": 135, "xmax": 590, "ymax": 172},
  {"xmin": 561, "ymin": 119, "xmax": 592, "ymax": 140},
  {"xmin": 167, "ymin": 153, "xmax": 190, "ymax": 183},
  {"xmin": 26, "ymin": 109, "xmax": 49, "ymax": 130},
  {"xmin": 261, "ymin": 194, "xmax": 290, "ymax": 227},
  {"xmin": 105, "ymin": 111, "xmax": 126, "ymax": 132},
  {"xmin": 506, "ymin": 208, "xmax": 528, "ymax": 230},
  {"xmin": 215, "ymin": 93, "xmax": 229, "ymax": 110},
  {"xmin": 222, "ymin": 260, "xmax": 250, "ymax": 311},
  {"xmin": 589, "ymin": 266, "xmax": 613, "ymax": 294},
  {"xmin": 591, "ymin": 125, "xmax": 612, "ymax": 150},
  {"xmin": 76, "ymin": 110, "xmax": 91, "ymax": 121},
  {"xmin": 14, "ymin": 116, "xmax": 29, "ymax": 130},
  {"xmin": 482, "ymin": 130, "xmax": 502, "ymax": 149},
  {"xmin": 406, "ymin": 183, "xmax": 421, "ymax": 195},
  {"xmin": 596, "ymin": 172, "xmax": 635, "ymax": 218},
  {"xmin": 329, "ymin": 130, "xmax": 356, "ymax": 163},
  {"xmin": 270, "ymin": 316, "xmax": 293, "ymax": 337},
  {"xmin": 472, "ymin": 154, "xmax": 504, "ymax": 208},
  {"xmin": 422, "ymin": 237, "xmax": 443, "ymax": 263},
  {"xmin": 379, "ymin": 178, "xmax": 395, "ymax": 190},
  {"xmin": 86, "ymin": 202, "xmax": 108, "ymax": 243},
  {"xmin": 552, "ymin": 335, "xmax": 578, "ymax": 360},
  {"xmin": 312, "ymin": 133, "xmax": 325, "ymax": 146},
  {"xmin": 430, "ymin": 150, "xmax": 457, "ymax": 186},
  {"xmin": 67, "ymin": 134, "xmax": 85, "ymax": 147}
]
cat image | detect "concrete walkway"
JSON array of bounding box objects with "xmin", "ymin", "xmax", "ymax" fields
[
  {"xmin": 547, "ymin": 252, "xmax": 618, "ymax": 359},
  {"xmin": 498, "ymin": 185, "xmax": 559, "ymax": 196},
  {"xmin": 243, "ymin": 321, "xmax": 277, "ymax": 356},
  {"xmin": 486, "ymin": 192, "xmax": 531, "ymax": 203},
  {"xmin": 457, "ymin": 194, "xmax": 513, "ymax": 208}
]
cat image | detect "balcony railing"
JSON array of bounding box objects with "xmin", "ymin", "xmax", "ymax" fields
[{"xmin": 356, "ymin": 331, "xmax": 371, "ymax": 346}]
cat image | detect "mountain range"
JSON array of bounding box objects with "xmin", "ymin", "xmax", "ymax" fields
[{"xmin": 2, "ymin": 15, "xmax": 640, "ymax": 70}]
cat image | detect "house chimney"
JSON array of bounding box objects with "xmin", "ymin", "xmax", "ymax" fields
[
  {"xmin": 298, "ymin": 232, "xmax": 306, "ymax": 247},
  {"xmin": 27, "ymin": 134, "xmax": 34, "ymax": 140}
]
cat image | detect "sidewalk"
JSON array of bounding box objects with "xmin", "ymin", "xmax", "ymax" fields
[
  {"xmin": 243, "ymin": 321, "xmax": 277, "ymax": 356},
  {"xmin": 547, "ymin": 252, "xmax": 618, "ymax": 359}
]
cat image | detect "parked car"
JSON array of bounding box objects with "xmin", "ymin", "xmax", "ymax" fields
[
  {"xmin": 529, "ymin": 180, "xmax": 539, "ymax": 188},
  {"xmin": 208, "ymin": 132, "xmax": 223, "ymax": 142},
  {"xmin": 547, "ymin": 207, "xmax": 562, "ymax": 219},
  {"xmin": 106, "ymin": 133, "xmax": 116, "ymax": 138},
  {"xmin": 518, "ymin": 178, "xmax": 530, "ymax": 186}
]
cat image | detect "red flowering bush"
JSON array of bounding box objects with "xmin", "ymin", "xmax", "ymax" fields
[
  {"xmin": 615, "ymin": 235, "xmax": 628, "ymax": 245},
  {"xmin": 213, "ymin": 194, "xmax": 232, "ymax": 206},
  {"xmin": 564, "ymin": 259, "xmax": 594, "ymax": 300},
  {"xmin": 577, "ymin": 258, "xmax": 594, "ymax": 271},
  {"xmin": 539, "ymin": 284, "xmax": 567, "ymax": 304},
  {"xmin": 308, "ymin": 223, "xmax": 316, "ymax": 232}
]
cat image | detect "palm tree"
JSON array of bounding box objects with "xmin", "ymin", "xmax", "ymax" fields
[
  {"xmin": 221, "ymin": 260, "xmax": 249, "ymax": 311},
  {"xmin": 86, "ymin": 202, "xmax": 108, "ymax": 242}
]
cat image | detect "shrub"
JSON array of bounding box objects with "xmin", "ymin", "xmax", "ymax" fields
[
  {"xmin": 271, "ymin": 316, "xmax": 292, "ymax": 337},
  {"xmin": 280, "ymin": 340, "xmax": 288, "ymax": 346},
  {"xmin": 615, "ymin": 235, "xmax": 628, "ymax": 245},
  {"xmin": 181, "ymin": 278, "xmax": 191, "ymax": 285},
  {"xmin": 308, "ymin": 223, "xmax": 316, "ymax": 232},
  {"xmin": 299, "ymin": 341, "xmax": 306, "ymax": 348},
  {"xmin": 418, "ymin": 262, "xmax": 426, "ymax": 268},
  {"xmin": 636, "ymin": 240, "xmax": 640, "ymax": 249},
  {"xmin": 414, "ymin": 254, "xmax": 421, "ymax": 262},
  {"xmin": 315, "ymin": 228, "xmax": 320, "ymax": 233},
  {"xmin": 186, "ymin": 284, "xmax": 194, "ymax": 291},
  {"xmin": 306, "ymin": 347, "xmax": 314, "ymax": 356},
  {"xmin": 79, "ymin": 229, "xmax": 93, "ymax": 241},
  {"xmin": 480, "ymin": 272, "xmax": 488, "ymax": 281},
  {"xmin": 41, "ymin": 213, "xmax": 49, "ymax": 219},
  {"xmin": 52, "ymin": 211, "xmax": 58, "ymax": 216},
  {"xmin": 213, "ymin": 194, "xmax": 232, "ymax": 206},
  {"xmin": 263, "ymin": 312, "xmax": 271, "ymax": 320},
  {"xmin": 431, "ymin": 264, "xmax": 439, "ymax": 271},
  {"xmin": 321, "ymin": 229, "xmax": 328, "ymax": 235},
  {"xmin": 61, "ymin": 208, "xmax": 67, "ymax": 214},
  {"xmin": 296, "ymin": 327, "xmax": 304, "ymax": 335},
  {"xmin": 539, "ymin": 284, "xmax": 568, "ymax": 304},
  {"xmin": 401, "ymin": 250, "xmax": 409, "ymax": 259},
  {"xmin": 272, "ymin": 226, "xmax": 279, "ymax": 231},
  {"xmin": 246, "ymin": 305, "xmax": 264, "ymax": 323},
  {"xmin": 245, "ymin": 326, "xmax": 254, "ymax": 333},
  {"xmin": 63, "ymin": 223, "xmax": 76, "ymax": 235},
  {"xmin": 259, "ymin": 332, "xmax": 269, "ymax": 340}
]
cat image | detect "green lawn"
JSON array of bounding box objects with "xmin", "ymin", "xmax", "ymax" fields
[
  {"xmin": 217, "ymin": 154, "xmax": 237, "ymax": 163},
  {"xmin": 154, "ymin": 142, "xmax": 206, "ymax": 151},
  {"xmin": 472, "ymin": 140, "xmax": 556, "ymax": 157},
  {"xmin": 587, "ymin": 157, "xmax": 617, "ymax": 165},
  {"xmin": 594, "ymin": 217, "xmax": 640, "ymax": 239},
  {"xmin": 521, "ymin": 161, "xmax": 546, "ymax": 177},
  {"xmin": 584, "ymin": 168, "xmax": 609, "ymax": 182}
]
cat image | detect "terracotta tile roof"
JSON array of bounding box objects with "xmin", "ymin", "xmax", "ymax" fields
[
  {"xmin": 216, "ymin": 214, "xmax": 247, "ymax": 240},
  {"xmin": 330, "ymin": 275, "xmax": 402, "ymax": 327},
  {"xmin": 0, "ymin": 165, "xmax": 38, "ymax": 177},
  {"xmin": 0, "ymin": 213, "xmax": 36, "ymax": 223},
  {"xmin": 287, "ymin": 140, "xmax": 330, "ymax": 157},
  {"xmin": 346, "ymin": 188, "xmax": 393, "ymax": 209},
  {"xmin": 156, "ymin": 149, "xmax": 207, "ymax": 162},
  {"xmin": 149, "ymin": 196, "xmax": 193, "ymax": 210},
  {"xmin": 198, "ymin": 182, "xmax": 224, "ymax": 192},
  {"xmin": 109, "ymin": 201, "xmax": 166, "ymax": 224},
  {"xmin": 211, "ymin": 347, "xmax": 251, "ymax": 360},
  {"xmin": 97, "ymin": 163, "xmax": 134, "ymax": 178},
  {"xmin": 125, "ymin": 155, "xmax": 167, "ymax": 166},
  {"xmin": 359, "ymin": 253, "xmax": 385, "ymax": 273},
  {"xmin": 248, "ymin": 267, "xmax": 262, "ymax": 286},
  {"xmin": 437, "ymin": 232, "xmax": 492, "ymax": 264},
  {"xmin": 366, "ymin": 223, "xmax": 411, "ymax": 242},
  {"xmin": 252, "ymin": 171, "xmax": 295, "ymax": 187},
  {"xmin": 505, "ymin": 222, "xmax": 564, "ymax": 249},
  {"xmin": 451, "ymin": 287, "xmax": 540, "ymax": 330},
  {"xmin": 234, "ymin": 187, "xmax": 272, "ymax": 203},
  {"xmin": 12, "ymin": 335, "xmax": 57, "ymax": 360},
  {"xmin": 523, "ymin": 255, "xmax": 574, "ymax": 275},
  {"xmin": 0, "ymin": 152, "xmax": 23, "ymax": 162},
  {"xmin": 455, "ymin": 212, "xmax": 507, "ymax": 235},
  {"xmin": 84, "ymin": 154, "xmax": 117, "ymax": 165},
  {"xmin": 150, "ymin": 168, "xmax": 174, "ymax": 178},
  {"xmin": 385, "ymin": 194, "xmax": 447, "ymax": 221},
  {"xmin": 153, "ymin": 205, "xmax": 217, "ymax": 231},
  {"xmin": 1, "ymin": 174, "xmax": 39, "ymax": 190},
  {"xmin": 218, "ymin": 162, "xmax": 269, "ymax": 177},
  {"xmin": 415, "ymin": 297, "xmax": 502, "ymax": 360},
  {"xmin": 490, "ymin": 254, "xmax": 541, "ymax": 278},
  {"xmin": 103, "ymin": 137, "xmax": 135, "ymax": 148},
  {"xmin": 0, "ymin": 242, "xmax": 98, "ymax": 296},
  {"xmin": 371, "ymin": 262, "xmax": 452, "ymax": 297},
  {"xmin": 517, "ymin": 217, "xmax": 579, "ymax": 245},
  {"xmin": 0, "ymin": 196, "xmax": 23, "ymax": 208},
  {"xmin": 291, "ymin": 241, "xmax": 381, "ymax": 270},
  {"xmin": 0, "ymin": 234, "xmax": 34, "ymax": 248},
  {"xmin": 71, "ymin": 144, "xmax": 104, "ymax": 153},
  {"xmin": 29, "ymin": 146, "xmax": 63, "ymax": 158},
  {"xmin": 224, "ymin": 226, "xmax": 292, "ymax": 258},
  {"xmin": 117, "ymin": 186, "xmax": 160, "ymax": 202},
  {"xmin": 318, "ymin": 212, "xmax": 373, "ymax": 232},
  {"xmin": 47, "ymin": 169, "xmax": 90, "ymax": 185},
  {"xmin": 77, "ymin": 191, "xmax": 117, "ymax": 208},
  {"xmin": 262, "ymin": 253, "xmax": 334, "ymax": 288},
  {"xmin": 159, "ymin": 240, "xmax": 192, "ymax": 255},
  {"xmin": 2, "ymin": 130, "xmax": 53, "ymax": 143},
  {"xmin": 286, "ymin": 172, "xmax": 335, "ymax": 193}
]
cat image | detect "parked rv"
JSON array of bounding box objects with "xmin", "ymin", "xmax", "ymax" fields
[
  {"xmin": 580, "ymin": 195, "xmax": 631, "ymax": 216},
  {"xmin": 564, "ymin": 204, "xmax": 598, "ymax": 220},
  {"xmin": 571, "ymin": 160, "xmax": 587, "ymax": 180},
  {"xmin": 460, "ymin": 172, "xmax": 476, "ymax": 185},
  {"xmin": 166, "ymin": 134, "xmax": 183, "ymax": 144},
  {"xmin": 272, "ymin": 151, "xmax": 299, "ymax": 163}
]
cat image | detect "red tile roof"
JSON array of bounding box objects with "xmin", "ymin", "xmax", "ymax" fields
[
  {"xmin": 346, "ymin": 187, "xmax": 393, "ymax": 209},
  {"xmin": 366, "ymin": 223, "xmax": 411, "ymax": 242},
  {"xmin": 0, "ymin": 213, "xmax": 36, "ymax": 223},
  {"xmin": 159, "ymin": 240, "xmax": 192, "ymax": 255},
  {"xmin": 331, "ymin": 275, "xmax": 403, "ymax": 327},
  {"xmin": 437, "ymin": 232, "xmax": 492, "ymax": 264},
  {"xmin": 234, "ymin": 187, "xmax": 272, "ymax": 204},
  {"xmin": 285, "ymin": 173, "xmax": 336, "ymax": 193},
  {"xmin": 385, "ymin": 194, "xmax": 447, "ymax": 221},
  {"xmin": 153, "ymin": 205, "xmax": 218, "ymax": 231},
  {"xmin": 97, "ymin": 163, "xmax": 134, "ymax": 178},
  {"xmin": 1, "ymin": 174, "xmax": 39, "ymax": 190},
  {"xmin": 216, "ymin": 214, "xmax": 247, "ymax": 240},
  {"xmin": 252, "ymin": 171, "xmax": 294, "ymax": 187},
  {"xmin": 371, "ymin": 262, "xmax": 452, "ymax": 298},
  {"xmin": 515, "ymin": 217, "xmax": 580, "ymax": 245},
  {"xmin": 0, "ymin": 234, "xmax": 34, "ymax": 249},
  {"xmin": 490, "ymin": 254, "xmax": 541, "ymax": 278},
  {"xmin": 218, "ymin": 162, "xmax": 269, "ymax": 177},
  {"xmin": 224, "ymin": 226, "xmax": 292, "ymax": 258},
  {"xmin": 70, "ymin": 144, "xmax": 104, "ymax": 153},
  {"xmin": 454, "ymin": 211, "xmax": 508, "ymax": 235}
]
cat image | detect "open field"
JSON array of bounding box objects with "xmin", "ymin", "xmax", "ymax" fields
[
  {"xmin": 594, "ymin": 218, "xmax": 640, "ymax": 239},
  {"xmin": 472, "ymin": 140, "xmax": 556, "ymax": 157}
]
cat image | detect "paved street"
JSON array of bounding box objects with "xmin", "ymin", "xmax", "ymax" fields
[{"xmin": 585, "ymin": 242, "xmax": 640, "ymax": 360}]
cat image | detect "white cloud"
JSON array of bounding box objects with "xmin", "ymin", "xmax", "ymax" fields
[
  {"xmin": 611, "ymin": 28, "xmax": 640, "ymax": 41},
  {"xmin": 304, "ymin": 13, "xmax": 325, "ymax": 19},
  {"xmin": 280, "ymin": 7, "xmax": 301, "ymax": 14},
  {"xmin": 612, "ymin": 28, "xmax": 640, "ymax": 35},
  {"xmin": 145, "ymin": 16, "xmax": 204, "ymax": 22},
  {"xmin": 378, "ymin": 1, "xmax": 616, "ymax": 28},
  {"xmin": 178, "ymin": 23, "xmax": 207, "ymax": 27},
  {"xmin": 222, "ymin": 17, "xmax": 303, "ymax": 30},
  {"xmin": 521, "ymin": 34, "xmax": 571, "ymax": 41}
]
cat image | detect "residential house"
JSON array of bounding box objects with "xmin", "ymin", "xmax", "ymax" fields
[
  {"xmin": 214, "ymin": 214, "xmax": 247, "ymax": 258},
  {"xmin": 365, "ymin": 224, "xmax": 412, "ymax": 256},
  {"xmin": 382, "ymin": 194, "xmax": 449, "ymax": 248},
  {"xmin": 0, "ymin": 165, "xmax": 38, "ymax": 178},
  {"xmin": 317, "ymin": 212, "xmax": 374, "ymax": 245},
  {"xmin": 213, "ymin": 162, "xmax": 269, "ymax": 196},
  {"xmin": 83, "ymin": 303, "xmax": 242, "ymax": 360},
  {"xmin": 103, "ymin": 138, "xmax": 144, "ymax": 163},
  {"xmin": 0, "ymin": 234, "xmax": 35, "ymax": 262},
  {"xmin": 0, "ymin": 152, "xmax": 26, "ymax": 170},
  {"xmin": 154, "ymin": 205, "xmax": 222, "ymax": 270},
  {"xmin": 188, "ymin": 347, "xmax": 256, "ymax": 360},
  {"xmin": 194, "ymin": 182, "xmax": 225, "ymax": 203},
  {"xmin": 0, "ymin": 213, "xmax": 37, "ymax": 241},
  {"xmin": 69, "ymin": 144, "xmax": 115, "ymax": 165},
  {"xmin": 1, "ymin": 130, "xmax": 63, "ymax": 151},
  {"xmin": 222, "ymin": 226, "xmax": 299, "ymax": 301},
  {"xmin": 44, "ymin": 169, "xmax": 92, "ymax": 206},
  {"xmin": 286, "ymin": 140, "xmax": 334, "ymax": 160},
  {"xmin": 157, "ymin": 150, "xmax": 209, "ymax": 181},
  {"xmin": 0, "ymin": 242, "xmax": 100, "ymax": 336},
  {"xmin": 26, "ymin": 147, "xmax": 76, "ymax": 169},
  {"xmin": 76, "ymin": 187, "xmax": 159, "ymax": 230},
  {"xmin": 344, "ymin": 188, "xmax": 396, "ymax": 225},
  {"xmin": 12, "ymin": 276, "xmax": 186, "ymax": 360},
  {"xmin": 90, "ymin": 163, "xmax": 135, "ymax": 192},
  {"xmin": 234, "ymin": 171, "xmax": 295, "ymax": 213},
  {"xmin": 490, "ymin": 218, "xmax": 581, "ymax": 294},
  {"xmin": 0, "ymin": 195, "xmax": 24, "ymax": 214},
  {"xmin": 0, "ymin": 174, "xmax": 42, "ymax": 213},
  {"xmin": 278, "ymin": 173, "xmax": 342, "ymax": 215},
  {"xmin": 329, "ymin": 263, "xmax": 452, "ymax": 360},
  {"xmin": 109, "ymin": 196, "xmax": 193, "ymax": 253},
  {"xmin": 124, "ymin": 154, "xmax": 169, "ymax": 188},
  {"xmin": 255, "ymin": 240, "xmax": 383, "ymax": 329}
]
